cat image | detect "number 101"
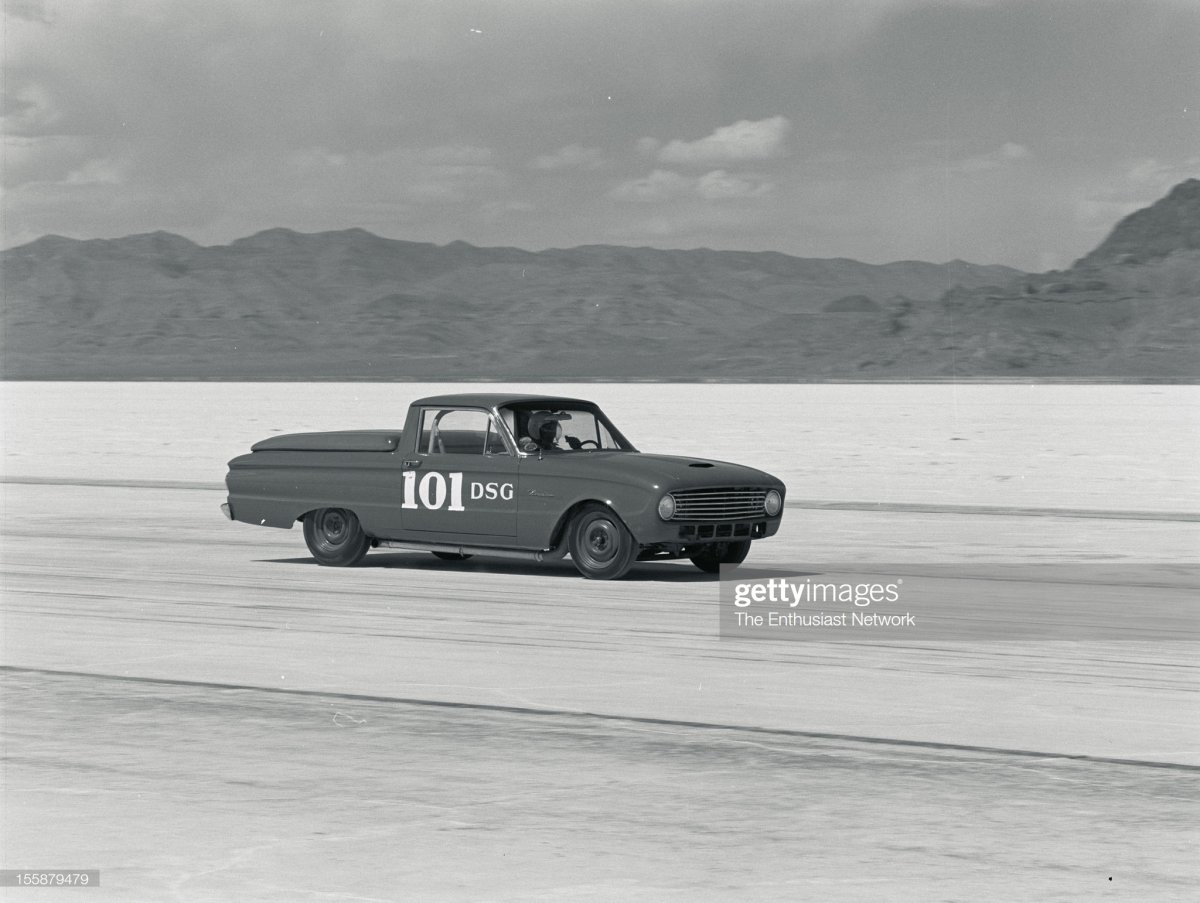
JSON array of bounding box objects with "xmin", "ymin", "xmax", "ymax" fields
[{"xmin": 402, "ymin": 471, "xmax": 466, "ymax": 512}]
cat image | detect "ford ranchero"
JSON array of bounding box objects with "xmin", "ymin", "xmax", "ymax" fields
[{"xmin": 221, "ymin": 393, "xmax": 785, "ymax": 579}]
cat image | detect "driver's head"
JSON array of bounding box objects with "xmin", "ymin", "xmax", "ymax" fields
[{"xmin": 527, "ymin": 411, "xmax": 563, "ymax": 449}]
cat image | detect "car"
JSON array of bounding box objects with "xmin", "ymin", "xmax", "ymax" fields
[{"xmin": 221, "ymin": 393, "xmax": 785, "ymax": 579}]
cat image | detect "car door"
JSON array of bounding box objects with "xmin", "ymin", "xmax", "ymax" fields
[{"xmin": 400, "ymin": 406, "xmax": 518, "ymax": 538}]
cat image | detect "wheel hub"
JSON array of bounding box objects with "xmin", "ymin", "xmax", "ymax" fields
[
  {"xmin": 586, "ymin": 522, "xmax": 616, "ymax": 561},
  {"xmin": 321, "ymin": 511, "xmax": 347, "ymax": 543}
]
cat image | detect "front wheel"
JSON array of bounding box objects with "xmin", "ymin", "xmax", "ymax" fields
[
  {"xmin": 303, "ymin": 508, "xmax": 370, "ymax": 566},
  {"xmin": 568, "ymin": 504, "xmax": 639, "ymax": 580},
  {"xmin": 689, "ymin": 540, "xmax": 751, "ymax": 574}
]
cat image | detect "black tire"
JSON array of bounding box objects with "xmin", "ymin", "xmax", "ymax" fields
[
  {"xmin": 568, "ymin": 504, "xmax": 639, "ymax": 580},
  {"xmin": 431, "ymin": 551, "xmax": 473, "ymax": 562},
  {"xmin": 303, "ymin": 508, "xmax": 370, "ymax": 567},
  {"xmin": 689, "ymin": 540, "xmax": 751, "ymax": 574}
]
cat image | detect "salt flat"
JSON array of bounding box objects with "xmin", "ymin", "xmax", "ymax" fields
[
  {"xmin": 1, "ymin": 382, "xmax": 1197, "ymax": 901},
  {"xmin": 3, "ymin": 382, "xmax": 1198, "ymax": 514}
]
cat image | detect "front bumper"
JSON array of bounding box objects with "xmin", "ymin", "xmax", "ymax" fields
[
  {"xmin": 676, "ymin": 520, "xmax": 772, "ymax": 541},
  {"xmin": 632, "ymin": 515, "xmax": 782, "ymax": 546}
]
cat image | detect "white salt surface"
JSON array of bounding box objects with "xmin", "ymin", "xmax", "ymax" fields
[
  {"xmin": 2, "ymin": 382, "xmax": 1197, "ymax": 513},
  {"xmin": 2, "ymin": 384, "xmax": 1197, "ymax": 901}
]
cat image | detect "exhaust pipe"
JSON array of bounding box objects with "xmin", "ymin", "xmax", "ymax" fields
[{"xmin": 374, "ymin": 539, "xmax": 565, "ymax": 562}]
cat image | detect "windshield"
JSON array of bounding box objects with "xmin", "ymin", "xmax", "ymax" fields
[{"xmin": 501, "ymin": 404, "xmax": 634, "ymax": 453}]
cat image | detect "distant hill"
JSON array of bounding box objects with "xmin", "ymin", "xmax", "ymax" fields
[
  {"xmin": 1075, "ymin": 178, "xmax": 1200, "ymax": 267},
  {"xmin": 2, "ymin": 181, "xmax": 1198, "ymax": 380},
  {"xmin": 925, "ymin": 178, "xmax": 1200, "ymax": 379}
]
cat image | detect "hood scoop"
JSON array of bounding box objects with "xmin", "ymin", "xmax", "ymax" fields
[{"xmin": 688, "ymin": 462, "xmax": 715, "ymax": 468}]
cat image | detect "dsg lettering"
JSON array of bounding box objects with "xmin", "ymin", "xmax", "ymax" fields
[{"xmin": 401, "ymin": 471, "xmax": 514, "ymax": 511}]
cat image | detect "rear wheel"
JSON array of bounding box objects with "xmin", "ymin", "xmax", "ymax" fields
[
  {"xmin": 303, "ymin": 508, "xmax": 370, "ymax": 566},
  {"xmin": 689, "ymin": 540, "xmax": 751, "ymax": 574},
  {"xmin": 568, "ymin": 504, "xmax": 639, "ymax": 580}
]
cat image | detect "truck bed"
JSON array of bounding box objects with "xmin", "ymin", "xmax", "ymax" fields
[{"xmin": 250, "ymin": 430, "xmax": 403, "ymax": 453}]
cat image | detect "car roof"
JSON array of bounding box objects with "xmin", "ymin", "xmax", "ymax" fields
[{"xmin": 412, "ymin": 393, "xmax": 597, "ymax": 409}]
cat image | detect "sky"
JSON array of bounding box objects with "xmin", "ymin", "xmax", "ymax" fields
[{"xmin": 3, "ymin": 0, "xmax": 1198, "ymax": 270}]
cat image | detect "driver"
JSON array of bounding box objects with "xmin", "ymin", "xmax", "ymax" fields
[{"xmin": 525, "ymin": 411, "xmax": 570, "ymax": 451}]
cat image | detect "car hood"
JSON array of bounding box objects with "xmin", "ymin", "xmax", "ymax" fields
[{"xmin": 525, "ymin": 450, "xmax": 784, "ymax": 491}]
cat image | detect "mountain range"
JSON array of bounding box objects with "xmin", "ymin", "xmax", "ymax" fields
[{"xmin": 2, "ymin": 179, "xmax": 1198, "ymax": 380}]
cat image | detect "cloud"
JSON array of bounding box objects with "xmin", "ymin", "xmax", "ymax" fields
[
  {"xmin": 277, "ymin": 143, "xmax": 507, "ymax": 205},
  {"xmin": 64, "ymin": 157, "xmax": 124, "ymax": 185},
  {"xmin": 2, "ymin": 82, "xmax": 65, "ymax": 138},
  {"xmin": 656, "ymin": 116, "xmax": 792, "ymax": 166},
  {"xmin": 635, "ymin": 137, "xmax": 661, "ymax": 158},
  {"xmin": 530, "ymin": 144, "xmax": 606, "ymax": 171},
  {"xmin": 609, "ymin": 169, "xmax": 693, "ymax": 202},
  {"xmin": 956, "ymin": 142, "xmax": 1033, "ymax": 173},
  {"xmin": 695, "ymin": 169, "xmax": 773, "ymax": 200},
  {"xmin": 610, "ymin": 168, "xmax": 774, "ymax": 203},
  {"xmin": 1, "ymin": 134, "xmax": 91, "ymax": 187}
]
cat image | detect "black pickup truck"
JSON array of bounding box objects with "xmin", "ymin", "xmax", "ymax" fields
[{"xmin": 222, "ymin": 393, "xmax": 784, "ymax": 579}]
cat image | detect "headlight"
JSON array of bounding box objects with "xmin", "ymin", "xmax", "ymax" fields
[
  {"xmin": 657, "ymin": 494, "xmax": 676, "ymax": 520},
  {"xmin": 764, "ymin": 489, "xmax": 782, "ymax": 517}
]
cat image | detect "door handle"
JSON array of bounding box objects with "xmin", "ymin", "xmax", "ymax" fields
[{"xmin": 403, "ymin": 459, "xmax": 422, "ymax": 468}]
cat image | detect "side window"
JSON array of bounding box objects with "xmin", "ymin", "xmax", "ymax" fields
[
  {"xmin": 420, "ymin": 409, "xmax": 508, "ymax": 455},
  {"xmin": 596, "ymin": 420, "xmax": 617, "ymax": 448},
  {"xmin": 560, "ymin": 411, "xmax": 607, "ymax": 448}
]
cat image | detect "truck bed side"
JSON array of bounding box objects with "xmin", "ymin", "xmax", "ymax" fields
[{"xmin": 227, "ymin": 429, "xmax": 409, "ymax": 530}]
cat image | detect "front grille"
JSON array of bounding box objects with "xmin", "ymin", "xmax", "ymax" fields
[{"xmin": 670, "ymin": 487, "xmax": 767, "ymax": 521}]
